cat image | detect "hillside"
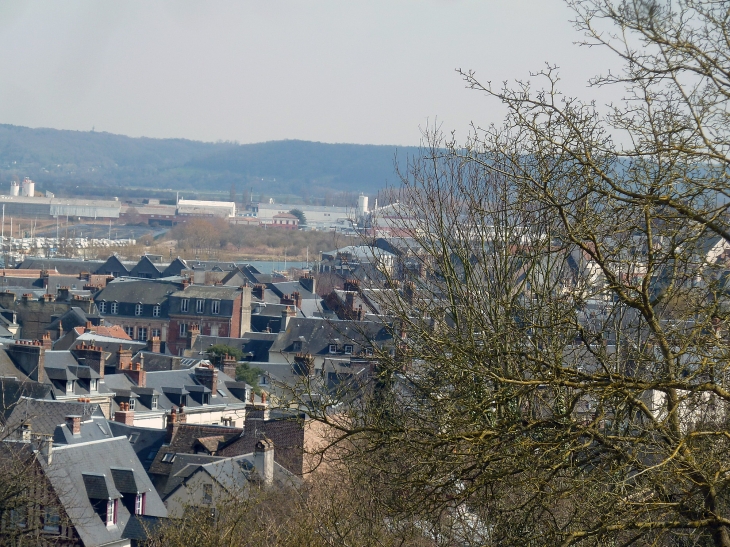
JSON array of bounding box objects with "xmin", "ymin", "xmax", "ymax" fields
[{"xmin": 0, "ymin": 124, "xmax": 415, "ymax": 201}]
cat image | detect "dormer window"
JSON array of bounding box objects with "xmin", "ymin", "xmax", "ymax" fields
[
  {"xmin": 344, "ymin": 344, "xmax": 353, "ymax": 355},
  {"xmin": 90, "ymin": 379, "xmax": 98, "ymax": 392},
  {"xmin": 151, "ymin": 396, "xmax": 158, "ymax": 410},
  {"xmin": 66, "ymin": 381, "xmax": 74, "ymax": 394},
  {"xmin": 98, "ymin": 301, "xmax": 106, "ymax": 313},
  {"xmin": 196, "ymin": 299, "xmax": 205, "ymax": 313},
  {"xmin": 211, "ymin": 300, "xmax": 220, "ymax": 315},
  {"xmin": 365, "ymin": 347, "xmax": 373, "ymax": 356},
  {"xmin": 135, "ymin": 303, "xmax": 143, "ymax": 316},
  {"xmin": 292, "ymin": 341, "xmax": 302, "ymax": 352},
  {"xmin": 135, "ymin": 493, "xmax": 145, "ymax": 515},
  {"xmin": 128, "ymin": 398, "xmax": 135, "ymax": 410},
  {"xmin": 106, "ymin": 499, "xmax": 117, "ymax": 526},
  {"xmin": 153, "ymin": 304, "xmax": 160, "ymax": 317},
  {"xmin": 161, "ymin": 452, "xmax": 175, "ymax": 463},
  {"xmin": 329, "ymin": 344, "xmax": 337, "ymax": 354},
  {"xmin": 181, "ymin": 298, "xmax": 189, "ymax": 312},
  {"xmin": 110, "ymin": 302, "xmax": 118, "ymax": 314}
]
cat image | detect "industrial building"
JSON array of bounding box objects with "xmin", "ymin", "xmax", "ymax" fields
[{"xmin": 177, "ymin": 198, "xmax": 236, "ymax": 218}]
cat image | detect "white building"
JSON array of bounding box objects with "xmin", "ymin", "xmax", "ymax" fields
[
  {"xmin": 256, "ymin": 202, "xmax": 351, "ymax": 230},
  {"xmin": 177, "ymin": 198, "xmax": 236, "ymax": 218}
]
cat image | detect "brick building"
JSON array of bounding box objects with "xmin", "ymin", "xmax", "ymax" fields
[{"xmin": 166, "ymin": 285, "xmax": 252, "ymax": 355}]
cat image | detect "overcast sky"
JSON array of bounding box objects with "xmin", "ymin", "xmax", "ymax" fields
[{"xmin": 0, "ymin": 1, "xmax": 619, "ymax": 146}]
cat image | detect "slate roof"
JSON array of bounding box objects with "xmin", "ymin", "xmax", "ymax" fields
[
  {"xmin": 269, "ymin": 317, "xmax": 392, "ymax": 356},
  {"xmin": 107, "ymin": 421, "xmax": 168, "ymax": 470},
  {"xmin": 46, "ymin": 307, "xmax": 97, "ymax": 334},
  {"xmin": 161, "ymin": 258, "xmax": 188, "ymax": 277},
  {"xmin": 96, "ymin": 255, "xmax": 130, "ymax": 276},
  {"xmin": 5, "ymin": 397, "xmax": 104, "ymax": 436},
  {"xmin": 52, "ymin": 415, "xmax": 113, "ymax": 445},
  {"xmin": 0, "ymin": 378, "xmax": 51, "ymax": 419},
  {"xmin": 129, "ymin": 255, "xmax": 162, "ymax": 279},
  {"xmin": 191, "ymin": 333, "xmax": 277, "ymax": 362},
  {"xmin": 42, "ymin": 436, "xmax": 167, "ymax": 546},
  {"xmin": 170, "ymin": 285, "xmax": 243, "ymax": 300},
  {"xmin": 16, "ymin": 257, "xmax": 104, "ymax": 274},
  {"xmin": 94, "ymin": 278, "xmax": 182, "ymax": 306},
  {"xmin": 268, "ymin": 280, "xmax": 317, "ymax": 300}
]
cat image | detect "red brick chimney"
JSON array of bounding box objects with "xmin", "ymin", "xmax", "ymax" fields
[
  {"xmin": 221, "ymin": 354, "xmax": 237, "ymax": 377},
  {"xmin": 115, "ymin": 402, "xmax": 134, "ymax": 426},
  {"xmin": 117, "ymin": 345, "xmax": 133, "ymax": 370},
  {"xmin": 125, "ymin": 357, "xmax": 146, "ymax": 388},
  {"xmin": 165, "ymin": 406, "xmax": 187, "ymax": 444},
  {"xmin": 252, "ymin": 284, "xmax": 265, "ymax": 300},
  {"xmin": 146, "ymin": 336, "xmax": 161, "ymax": 354},
  {"xmin": 71, "ymin": 343, "xmax": 105, "ymax": 378},
  {"xmin": 65, "ymin": 415, "xmax": 81, "ymax": 435},
  {"xmin": 40, "ymin": 332, "xmax": 52, "ymax": 349}
]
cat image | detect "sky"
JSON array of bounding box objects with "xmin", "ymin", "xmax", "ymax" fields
[{"xmin": 0, "ymin": 1, "xmax": 620, "ymax": 146}]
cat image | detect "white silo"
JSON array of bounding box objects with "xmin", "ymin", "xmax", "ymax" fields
[
  {"xmin": 21, "ymin": 177, "xmax": 34, "ymax": 197},
  {"xmin": 357, "ymin": 193, "xmax": 369, "ymax": 217},
  {"xmin": 10, "ymin": 180, "xmax": 19, "ymax": 196}
]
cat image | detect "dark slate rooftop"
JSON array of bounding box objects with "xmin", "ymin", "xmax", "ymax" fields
[
  {"xmin": 5, "ymin": 397, "xmax": 104, "ymax": 436},
  {"xmin": 16, "ymin": 257, "xmax": 104, "ymax": 274},
  {"xmin": 171, "ymin": 285, "xmax": 243, "ymax": 300},
  {"xmin": 269, "ymin": 317, "xmax": 392, "ymax": 356},
  {"xmin": 107, "ymin": 421, "xmax": 168, "ymax": 470},
  {"xmin": 42, "ymin": 436, "xmax": 167, "ymax": 546},
  {"xmin": 94, "ymin": 278, "xmax": 183, "ymax": 305}
]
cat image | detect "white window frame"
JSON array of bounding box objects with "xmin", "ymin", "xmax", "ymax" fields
[
  {"xmin": 106, "ymin": 499, "xmax": 116, "ymax": 526},
  {"xmin": 138, "ymin": 327, "xmax": 148, "ymax": 341},
  {"xmin": 98, "ymin": 301, "xmax": 106, "ymax": 313},
  {"xmin": 128, "ymin": 398, "xmax": 136, "ymax": 410},
  {"xmin": 329, "ymin": 344, "xmax": 337, "ymax": 354},
  {"xmin": 110, "ymin": 301, "xmax": 118, "ymax": 314},
  {"xmin": 135, "ymin": 493, "xmax": 145, "ymax": 515},
  {"xmin": 125, "ymin": 326, "xmax": 134, "ymax": 338},
  {"xmin": 344, "ymin": 344, "xmax": 353, "ymax": 355},
  {"xmin": 135, "ymin": 303, "xmax": 143, "ymax": 316},
  {"xmin": 211, "ymin": 300, "xmax": 220, "ymax": 314},
  {"xmin": 181, "ymin": 298, "xmax": 189, "ymax": 312},
  {"xmin": 90, "ymin": 379, "xmax": 97, "ymax": 392},
  {"xmin": 66, "ymin": 381, "xmax": 74, "ymax": 394},
  {"xmin": 152, "ymin": 328, "xmax": 160, "ymax": 338},
  {"xmin": 151, "ymin": 396, "xmax": 158, "ymax": 410},
  {"xmin": 152, "ymin": 304, "xmax": 160, "ymax": 317},
  {"xmin": 179, "ymin": 323, "xmax": 187, "ymax": 337},
  {"xmin": 196, "ymin": 299, "xmax": 205, "ymax": 314}
]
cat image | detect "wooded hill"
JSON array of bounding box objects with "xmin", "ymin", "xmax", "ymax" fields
[{"xmin": 0, "ymin": 124, "xmax": 415, "ymax": 201}]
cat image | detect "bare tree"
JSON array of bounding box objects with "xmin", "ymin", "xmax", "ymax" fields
[{"xmin": 294, "ymin": 2, "xmax": 730, "ymax": 546}]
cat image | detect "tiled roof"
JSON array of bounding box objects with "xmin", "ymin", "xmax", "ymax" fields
[{"xmin": 5, "ymin": 397, "xmax": 103, "ymax": 435}]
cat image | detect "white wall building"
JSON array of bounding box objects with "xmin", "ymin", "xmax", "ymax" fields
[{"xmin": 177, "ymin": 198, "xmax": 236, "ymax": 218}]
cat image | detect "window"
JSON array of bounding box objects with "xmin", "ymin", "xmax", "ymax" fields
[
  {"xmin": 196, "ymin": 299, "xmax": 205, "ymax": 313},
  {"xmin": 152, "ymin": 328, "xmax": 161, "ymax": 338},
  {"xmin": 106, "ymin": 499, "xmax": 117, "ymax": 526},
  {"xmin": 98, "ymin": 301, "xmax": 106, "ymax": 313},
  {"xmin": 125, "ymin": 326, "xmax": 134, "ymax": 338},
  {"xmin": 292, "ymin": 341, "xmax": 302, "ymax": 352},
  {"xmin": 203, "ymin": 484, "xmax": 213, "ymax": 504},
  {"xmin": 90, "ymin": 379, "xmax": 97, "ymax": 392},
  {"xmin": 66, "ymin": 381, "xmax": 74, "ymax": 394},
  {"xmin": 43, "ymin": 507, "xmax": 60, "ymax": 532},
  {"xmin": 344, "ymin": 344, "xmax": 354, "ymax": 355},
  {"xmin": 110, "ymin": 302, "xmax": 118, "ymax": 314},
  {"xmin": 179, "ymin": 323, "xmax": 187, "ymax": 337},
  {"xmin": 181, "ymin": 298, "xmax": 189, "ymax": 312},
  {"xmin": 128, "ymin": 398, "xmax": 136, "ymax": 410},
  {"xmin": 211, "ymin": 300, "xmax": 220, "ymax": 314},
  {"xmin": 152, "ymin": 304, "xmax": 160, "ymax": 317},
  {"xmin": 329, "ymin": 344, "xmax": 337, "ymax": 354},
  {"xmin": 218, "ymin": 389, "xmax": 227, "ymax": 397},
  {"xmin": 135, "ymin": 303, "xmax": 143, "ymax": 316},
  {"xmin": 135, "ymin": 494, "xmax": 145, "ymax": 515},
  {"xmin": 161, "ymin": 452, "xmax": 175, "ymax": 463},
  {"xmin": 365, "ymin": 347, "xmax": 373, "ymax": 356},
  {"xmin": 138, "ymin": 327, "xmax": 148, "ymax": 341},
  {"xmin": 10, "ymin": 506, "xmax": 26, "ymax": 528},
  {"xmin": 128, "ymin": 432, "xmax": 140, "ymax": 444},
  {"xmin": 151, "ymin": 396, "xmax": 158, "ymax": 410}
]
